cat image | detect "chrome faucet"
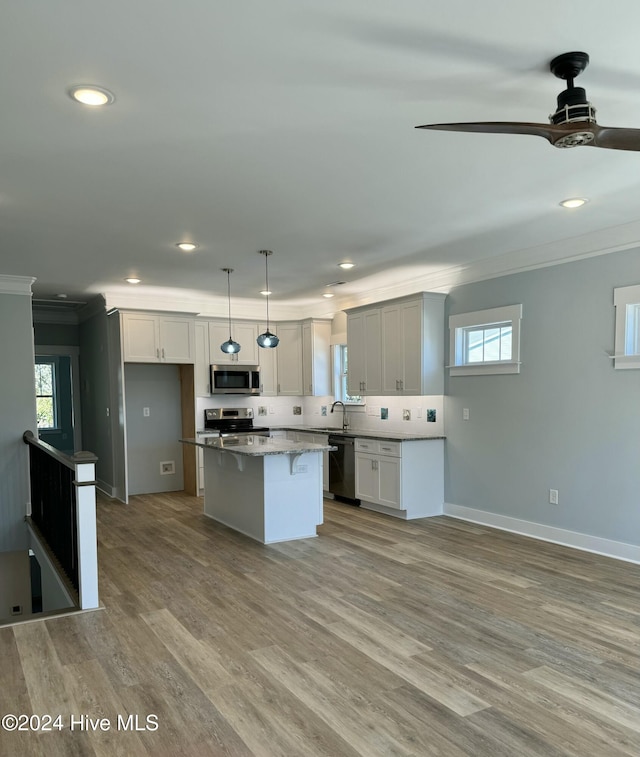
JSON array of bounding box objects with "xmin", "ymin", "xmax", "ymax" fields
[{"xmin": 330, "ymin": 400, "xmax": 349, "ymax": 430}]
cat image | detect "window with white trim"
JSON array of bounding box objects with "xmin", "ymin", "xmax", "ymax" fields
[
  {"xmin": 613, "ymin": 283, "xmax": 640, "ymax": 369},
  {"xmin": 35, "ymin": 359, "xmax": 58, "ymax": 428},
  {"xmin": 333, "ymin": 345, "xmax": 363, "ymax": 404},
  {"xmin": 449, "ymin": 304, "xmax": 522, "ymax": 376}
]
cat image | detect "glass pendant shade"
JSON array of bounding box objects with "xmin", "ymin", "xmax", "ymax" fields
[
  {"xmin": 220, "ymin": 268, "xmax": 241, "ymax": 354},
  {"xmin": 257, "ymin": 250, "xmax": 279, "ymax": 349},
  {"xmin": 257, "ymin": 330, "xmax": 279, "ymax": 348},
  {"xmin": 221, "ymin": 338, "xmax": 241, "ymax": 354}
]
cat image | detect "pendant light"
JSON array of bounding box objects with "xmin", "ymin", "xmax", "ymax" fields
[
  {"xmin": 220, "ymin": 268, "xmax": 241, "ymax": 354},
  {"xmin": 257, "ymin": 250, "xmax": 279, "ymax": 348}
]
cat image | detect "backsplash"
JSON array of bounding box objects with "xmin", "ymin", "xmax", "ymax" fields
[{"xmin": 195, "ymin": 394, "xmax": 445, "ymax": 435}]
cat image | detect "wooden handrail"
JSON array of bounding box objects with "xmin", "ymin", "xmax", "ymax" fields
[{"xmin": 23, "ymin": 430, "xmax": 98, "ymax": 469}]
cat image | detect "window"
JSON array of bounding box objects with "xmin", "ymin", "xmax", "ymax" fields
[
  {"xmin": 35, "ymin": 359, "xmax": 58, "ymax": 428},
  {"xmin": 613, "ymin": 284, "xmax": 640, "ymax": 369},
  {"xmin": 449, "ymin": 304, "xmax": 522, "ymax": 376},
  {"xmin": 333, "ymin": 345, "xmax": 362, "ymax": 404}
]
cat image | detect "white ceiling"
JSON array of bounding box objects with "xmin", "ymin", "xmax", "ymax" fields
[{"xmin": 3, "ymin": 0, "xmax": 640, "ymax": 318}]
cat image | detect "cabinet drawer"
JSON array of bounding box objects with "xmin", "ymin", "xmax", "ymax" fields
[
  {"xmin": 355, "ymin": 438, "xmax": 401, "ymax": 456},
  {"xmin": 377, "ymin": 441, "xmax": 400, "ymax": 457},
  {"xmin": 355, "ymin": 438, "xmax": 378, "ymax": 453}
]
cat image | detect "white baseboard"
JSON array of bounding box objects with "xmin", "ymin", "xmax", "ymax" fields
[{"xmin": 444, "ymin": 503, "xmax": 640, "ymax": 565}]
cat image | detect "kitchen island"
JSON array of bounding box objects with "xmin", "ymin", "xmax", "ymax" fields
[{"xmin": 180, "ymin": 435, "xmax": 335, "ymax": 544}]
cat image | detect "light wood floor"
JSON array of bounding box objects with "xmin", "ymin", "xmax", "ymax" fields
[{"xmin": 1, "ymin": 492, "xmax": 639, "ymax": 757}]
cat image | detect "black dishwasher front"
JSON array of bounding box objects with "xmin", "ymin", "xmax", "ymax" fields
[{"xmin": 328, "ymin": 435, "xmax": 360, "ymax": 505}]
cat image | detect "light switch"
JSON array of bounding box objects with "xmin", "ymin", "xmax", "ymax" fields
[
  {"xmin": 463, "ymin": 408, "xmax": 470, "ymax": 420},
  {"xmin": 143, "ymin": 407, "xmax": 150, "ymax": 417}
]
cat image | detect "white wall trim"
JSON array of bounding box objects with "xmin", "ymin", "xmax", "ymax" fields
[
  {"xmin": 0, "ymin": 275, "xmax": 36, "ymax": 296},
  {"xmin": 444, "ymin": 503, "xmax": 640, "ymax": 565}
]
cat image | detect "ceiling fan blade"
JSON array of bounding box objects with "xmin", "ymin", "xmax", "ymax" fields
[
  {"xmin": 589, "ymin": 125, "xmax": 640, "ymax": 152},
  {"xmin": 415, "ymin": 121, "xmax": 589, "ymax": 145}
]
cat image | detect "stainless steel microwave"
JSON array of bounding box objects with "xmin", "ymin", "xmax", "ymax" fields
[{"xmin": 210, "ymin": 364, "xmax": 261, "ymax": 395}]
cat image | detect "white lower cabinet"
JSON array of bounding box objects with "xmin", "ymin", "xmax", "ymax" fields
[
  {"xmin": 355, "ymin": 440, "xmax": 401, "ymax": 510},
  {"xmin": 355, "ymin": 437, "xmax": 444, "ymax": 519}
]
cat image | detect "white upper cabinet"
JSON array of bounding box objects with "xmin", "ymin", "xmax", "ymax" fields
[
  {"xmin": 302, "ymin": 319, "xmax": 332, "ymax": 396},
  {"xmin": 121, "ymin": 312, "xmax": 195, "ymax": 364},
  {"xmin": 276, "ymin": 322, "xmax": 303, "ymax": 395},
  {"xmin": 194, "ymin": 320, "xmax": 211, "ymax": 396},
  {"xmin": 346, "ymin": 307, "xmax": 382, "ymax": 395},
  {"xmin": 208, "ymin": 320, "xmax": 259, "ymax": 365},
  {"xmin": 257, "ymin": 322, "xmax": 278, "ymax": 396},
  {"xmin": 347, "ymin": 292, "xmax": 445, "ymax": 396}
]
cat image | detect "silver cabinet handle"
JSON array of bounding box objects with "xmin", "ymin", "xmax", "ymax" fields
[
  {"xmin": 162, "ymin": 348, "xmax": 165, "ymax": 359},
  {"xmin": 156, "ymin": 348, "xmax": 160, "ymax": 358},
  {"xmin": 400, "ymin": 379, "xmax": 403, "ymax": 390}
]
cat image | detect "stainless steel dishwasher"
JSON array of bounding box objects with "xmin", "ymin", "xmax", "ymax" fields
[{"xmin": 328, "ymin": 435, "xmax": 359, "ymax": 505}]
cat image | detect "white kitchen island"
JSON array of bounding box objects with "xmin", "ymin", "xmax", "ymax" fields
[{"xmin": 180, "ymin": 435, "xmax": 335, "ymax": 544}]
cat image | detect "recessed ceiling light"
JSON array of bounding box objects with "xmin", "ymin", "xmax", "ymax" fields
[
  {"xmin": 176, "ymin": 242, "xmax": 198, "ymax": 252},
  {"xmin": 125, "ymin": 277, "xmax": 141, "ymax": 284},
  {"xmin": 338, "ymin": 262, "xmax": 355, "ymax": 269},
  {"xmin": 322, "ymin": 292, "xmax": 335, "ymax": 298},
  {"xmin": 260, "ymin": 289, "xmax": 272, "ymax": 296},
  {"xmin": 560, "ymin": 197, "xmax": 588, "ymax": 208},
  {"xmin": 68, "ymin": 85, "xmax": 115, "ymax": 106}
]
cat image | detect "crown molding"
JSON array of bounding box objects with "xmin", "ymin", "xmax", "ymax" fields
[{"xmin": 0, "ymin": 274, "xmax": 36, "ymax": 296}]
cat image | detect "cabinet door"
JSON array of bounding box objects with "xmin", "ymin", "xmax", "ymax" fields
[
  {"xmin": 363, "ymin": 309, "xmax": 382, "ymax": 394},
  {"xmin": 276, "ymin": 323, "xmax": 303, "ymax": 395},
  {"xmin": 377, "ymin": 456, "xmax": 402, "ymax": 509},
  {"xmin": 159, "ymin": 317, "xmax": 195, "ymax": 363},
  {"xmin": 209, "ymin": 320, "xmax": 258, "ymax": 365},
  {"xmin": 302, "ymin": 320, "xmax": 331, "ymax": 396},
  {"xmin": 257, "ymin": 322, "xmax": 278, "ymax": 395},
  {"xmin": 233, "ymin": 323, "xmax": 259, "ymax": 364},
  {"xmin": 381, "ymin": 305, "xmax": 402, "ymax": 393},
  {"xmin": 122, "ymin": 313, "xmax": 159, "ymax": 362},
  {"xmin": 399, "ymin": 301, "xmax": 422, "ymax": 394},
  {"xmin": 194, "ymin": 321, "xmax": 210, "ymax": 395},
  {"xmin": 347, "ymin": 313, "xmax": 366, "ymax": 396},
  {"xmin": 355, "ymin": 453, "xmax": 378, "ymax": 502}
]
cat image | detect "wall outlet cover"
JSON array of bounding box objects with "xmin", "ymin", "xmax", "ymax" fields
[
  {"xmin": 258, "ymin": 406, "xmax": 267, "ymax": 416},
  {"xmin": 321, "ymin": 406, "xmax": 327, "ymax": 416},
  {"xmin": 160, "ymin": 461, "xmax": 175, "ymax": 475},
  {"xmin": 403, "ymin": 409, "xmax": 411, "ymax": 421},
  {"xmin": 427, "ymin": 408, "xmax": 437, "ymax": 422},
  {"xmin": 380, "ymin": 408, "xmax": 388, "ymax": 420},
  {"xmin": 293, "ymin": 406, "xmax": 302, "ymax": 415}
]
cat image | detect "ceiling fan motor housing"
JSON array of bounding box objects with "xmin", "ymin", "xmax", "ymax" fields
[{"xmin": 551, "ymin": 87, "xmax": 596, "ymax": 125}]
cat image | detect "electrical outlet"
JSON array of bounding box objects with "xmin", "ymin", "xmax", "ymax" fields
[
  {"xmin": 463, "ymin": 408, "xmax": 470, "ymax": 420},
  {"xmin": 143, "ymin": 407, "xmax": 150, "ymax": 417},
  {"xmin": 321, "ymin": 405, "xmax": 327, "ymax": 416},
  {"xmin": 160, "ymin": 461, "xmax": 175, "ymax": 475},
  {"xmin": 293, "ymin": 406, "xmax": 302, "ymax": 415},
  {"xmin": 403, "ymin": 409, "xmax": 411, "ymax": 421},
  {"xmin": 427, "ymin": 408, "xmax": 437, "ymax": 422},
  {"xmin": 295, "ymin": 464, "xmax": 308, "ymax": 474},
  {"xmin": 381, "ymin": 408, "xmax": 388, "ymax": 420},
  {"xmin": 549, "ymin": 489, "xmax": 559, "ymax": 505},
  {"xmin": 258, "ymin": 406, "xmax": 267, "ymax": 416}
]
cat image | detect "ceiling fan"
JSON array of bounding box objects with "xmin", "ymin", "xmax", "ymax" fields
[{"xmin": 416, "ymin": 52, "xmax": 640, "ymax": 151}]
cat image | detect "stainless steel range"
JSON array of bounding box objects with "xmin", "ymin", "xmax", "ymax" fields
[{"xmin": 202, "ymin": 407, "xmax": 270, "ymax": 438}]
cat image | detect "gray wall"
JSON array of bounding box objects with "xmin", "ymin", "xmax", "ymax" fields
[
  {"xmin": 33, "ymin": 322, "xmax": 79, "ymax": 346},
  {"xmin": 0, "ymin": 290, "xmax": 37, "ymax": 551},
  {"xmin": 79, "ymin": 309, "xmax": 115, "ymax": 495},
  {"xmin": 444, "ymin": 247, "xmax": 640, "ymax": 546},
  {"xmin": 124, "ymin": 363, "xmax": 184, "ymax": 496}
]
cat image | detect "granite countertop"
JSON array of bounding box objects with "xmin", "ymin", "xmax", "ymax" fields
[
  {"xmin": 181, "ymin": 435, "xmax": 336, "ymax": 457},
  {"xmin": 269, "ymin": 425, "xmax": 445, "ymax": 442}
]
